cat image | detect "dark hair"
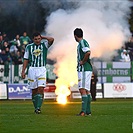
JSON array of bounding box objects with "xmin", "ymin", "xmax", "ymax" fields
[
  {"xmin": 32, "ymin": 32, "xmax": 41, "ymax": 38},
  {"xmin": 74, "ymin": 28, "xmax": 83, "ymax": 38}
]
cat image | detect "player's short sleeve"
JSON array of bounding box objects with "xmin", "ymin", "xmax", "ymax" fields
[
  {"xmin": 23, "ymin": 45, "xmax": 29, "ymax": 59},
  {"xmin": 82, "ymin": 47, "xmax": 90, "ymax": 53},
  {"xmin": 80, "ymin": 40, "xmax": 90, "ymax": 53},
  {"xmin": 41, "ymin": 39, "xmax": 51, "ymax": 48}
]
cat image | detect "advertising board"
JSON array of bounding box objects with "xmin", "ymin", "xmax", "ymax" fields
[
  {"xmin": 0, "ymin": 84, "xmax": 7, "ymax": 99},
  {"xmin": 104, "ymin": 83, "xmax": 133, "ymax": 98}
]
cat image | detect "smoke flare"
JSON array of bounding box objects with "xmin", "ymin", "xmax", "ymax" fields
[{"xmin": 41, "ymin": 0, "xmax": 132, "ymax": 103}]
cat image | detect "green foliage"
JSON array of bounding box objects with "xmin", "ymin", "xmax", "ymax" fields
[{"xmin": 0, "ymin": 99, "xmax": 132, "ymax": 133}]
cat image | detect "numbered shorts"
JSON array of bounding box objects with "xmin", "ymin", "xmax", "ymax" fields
[
  {"xmin": 27, "ymin": 67, "xmax": 46, "ymax": 89},
  {"xmin": 78, "ymin": 71, "xmax": 92, "ymax": 91}
]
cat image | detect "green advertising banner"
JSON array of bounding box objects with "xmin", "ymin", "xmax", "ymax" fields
[
  {"xmin": 93, "ymin": 62, "xmax": 131, "ymax": 83},
  {"xmin": 46, "ymin": 64, "xmax": 56, "ymax": 80},
  {"xmin": 12, "ymin": 64, "xmax": 28, "ymax": 83},
  {"xmin": 0, "ymin": 64, "xmax": 56, "ymax": 84},
  {"xmin": 0, "ymin": 64, "xmax": 9, "ymax": 83},
  {"xmin": 131, "ymin": 62, "xmax": 133, "ymax": 82},
  {"xmin": 0, "ymin": 62, "xmax": 132, "ymax": 83}
]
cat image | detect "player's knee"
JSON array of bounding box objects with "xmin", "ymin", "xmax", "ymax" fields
[
  {"xmin": 32, "ymin": 88, "xmax": 38, "ymax": 95},
  {"xmin": 37, "ymin": 87, "xmax": 44, "ymax": 94}
]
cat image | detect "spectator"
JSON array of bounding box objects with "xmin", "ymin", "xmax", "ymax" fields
[
  {"xmin": 117, "ymin": 46, "xmax": 125, "ymax": 61},
  {"xmin": 2, "ymin": 41, "xmax": 10, "ymax": 53},
  {"xmin": 0, "ymin": 50, "xmax": 10, "ymax": 64},
  {"xmin": 13, "ymin": 34, "xmax": 21, "ymax": 52},
  {"xmin": 2, "ymin": 32, "xmax": 9, "ymax": 42},
  {"xmin": 20, "ymin": 32, "xmax": 31, "ymax": 46},
  {"xmin": 112, "ymin": 46, "xmax": 126, "ymax": 62},
  {"xmin": 9, "ymin": 42, "xmax": 18, "ymax": 54},
  {"xmin": 120, "ymin": 49, "xmax": 130, "ymax": 62},
  {"xmin": 129, "ymin": 49, "xmax": 133, "ymax": 61},
  {"xmin": 9, "ymin": 45, "xmax": 18, "ymax": 64},
  {"xmin": 90, "ymin": 71, "xmax": 98, "ymax": 101},
  {"xmin": 12, "ymin": 50, "xmax": 23, "ymax": 65},
  {"xmin": 125, "ymin": 36, "xmax": 133, "ymax": 50},
  {"xmin": 20, "ymin": 32, "xmax": 31, "ymax": 56},
  {"xmin": 0, "ymin": 33, "xmax": 4, "ymax": 50}
]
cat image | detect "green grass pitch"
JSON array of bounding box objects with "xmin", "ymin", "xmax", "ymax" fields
[{"xmin": 0, "ymin": 98, "xmax": 133, "ymax": 133}]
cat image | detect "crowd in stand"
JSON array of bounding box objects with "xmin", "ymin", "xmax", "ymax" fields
[
  {"xmin": 0, "ymin": 31, "xmax": 31, "ymax": 65},
  {"xmin": 113, "ymin": 36, "xmax": 133, "ymax": 62},
  {"xmin": 0, "ymin": 31, "xmax": 133, "ymax": 65}
]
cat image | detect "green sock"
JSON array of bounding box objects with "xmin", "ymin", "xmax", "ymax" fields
[
  {"xmin": 32, "ymin": 94, "xmax": 38, "ymax": 110},
  {"xmin": 37, "ymin": 94, "xmax": 44, "ymax": 109},
  {"xmin": 81, "ymin": 95, "xmax": 88, "ymax": 113},
  {"xmin": 86, "ymin": 94, "xmax": 91, "ymax": 114}
]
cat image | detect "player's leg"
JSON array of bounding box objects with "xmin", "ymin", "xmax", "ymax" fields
[
  {"xmin": 35, "ymin": 87, "xmax": 44, "ymax": 113},
  {"xmin": 32, "ymin": 88, "xmax": 38, "ymax": 112},
  {"xmin": 86, "ymin": 90, "xmax": 91, "ymax": 115},
  {"xmin": 90, "ymin": 85, "xmax": 94, "ymax": 100},
  {"xmin": 77, "ymin": 88, "xmax": 88, "ymax": 116},
  {"xmin": 77, "ymin": 72, "xmax": 88, "ymax": 116},
  {"xmin": 32, "ymin": 87, "xmax": 44, "ymax": 114},
  {"xmin": 86, "ymin": 71, "xmax": 92, "ymax": 115},
  {"xmin": 35, "ymin": 67, "xmax": 46, "ymax": 113},
  {"xmin": 27, "ymin": 67, "xmax": 39, "ymax": 113},
  {"xmin": 93, "ymin": 84, "xmax": 96, "ymax": 101},
  {"xmin": 90, "ymin": 83, "xmax": 93, "ymax": 99}
]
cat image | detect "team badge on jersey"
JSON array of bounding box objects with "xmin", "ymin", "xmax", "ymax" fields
[{"xmin": 33, "ymin": 49, "xmax": 42, "ymax": 57}]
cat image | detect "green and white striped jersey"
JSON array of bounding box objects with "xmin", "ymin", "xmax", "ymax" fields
[
  {"xmin": 77, "ymin": 39, "xmax": 92, "ymax": 72},
  {"xmin": 24, "ymin": 40, "xmax": 50, "ymax": 67}
]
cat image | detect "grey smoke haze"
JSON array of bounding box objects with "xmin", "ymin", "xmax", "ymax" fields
[{"xmin": 39, "ymin": 0, "xmax": 79, "ymax": 13}]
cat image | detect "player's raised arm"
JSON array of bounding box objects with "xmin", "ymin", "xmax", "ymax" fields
[{"xmin": 41, "ymin": 35, "xmax": 54, "ymax": 46}]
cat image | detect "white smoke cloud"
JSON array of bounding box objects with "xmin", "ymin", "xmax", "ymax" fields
[
  {"xmin": 44, "ymin": 0, "xmax": 132, "ymax": 60},
  {"xmin": 40, "ymin": 0, "xmax": 132, "ymax": 101}
]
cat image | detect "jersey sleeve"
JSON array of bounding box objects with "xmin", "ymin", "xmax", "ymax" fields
[
  {"xmin": 80, "ymin": 40, "xmax": 90, "ymax": 53},
  {"xmin": 41, "ymin": 39, "xmax": 51, "ymax": 48},
  {"xmin": 23, "ymin": 45, "xmax": 29, "ymax": 59}
]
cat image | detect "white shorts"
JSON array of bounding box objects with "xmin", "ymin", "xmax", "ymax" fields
[
  {"xmin": 27, "ymin": 67, "xmax": 46, "ymax": 89},
  {"xmin": 78, "ymin": 71, "xmax": 92, "ymax": 91}
]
